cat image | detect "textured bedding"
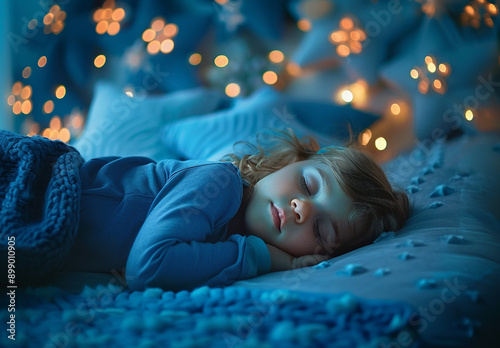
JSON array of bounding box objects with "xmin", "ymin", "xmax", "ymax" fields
[{"xmin": 2, "ymin": 133, "xmax": 499, "ymax": 347}]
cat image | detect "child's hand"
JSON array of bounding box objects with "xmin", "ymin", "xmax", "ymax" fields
[
  {"xmin": 266, "ymin": 244, "xmax": 329, "ymax": 272},
  {"xmin": 291, "ymin": 254, "xmax": 330, "ymax": 269}
]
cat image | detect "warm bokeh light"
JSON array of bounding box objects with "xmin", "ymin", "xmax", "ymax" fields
[
  {"xmin": 7, "ymin": 95, "xmax": 15, "ymax": 106},
  {"xmin": 412, "ymin": 56, "xmax": 450, "ymax": 94},
  {"xmin": 465, "ymin": 109, "xmax": 474, "ymax": 121},
  {"xmin": 163, "ymin": 23, "xmax": 178, "ymax": 37},
  {"xmin": 55, "ymin": 85, "xmax": 66, "ymax": 99},
  {"xmin": 12, "ymin": 82, "xmax": 22, "ymax": 95},
  {"xmin": 359, "ymin": 129, "xmax": 372, "ymax": 146},
  {"xmin": 461, "ymin": 0, "xmax": 498, "ymax": 28},
  {"xmin": 225, "ymin": 83, "xmax": 241, "ymax": 97},
  {"xmin": 160, "ymin": 39, "xmax": 174, "ymax": 54},
  {"xmin": 189, "ymin": 53, "xmax": 202, "ymax": 65},
  {"xmin": 410, "ymin": 68, "xmax": 419, "ymax": 79},
  {"xmin": 147, "ymin": 41, "xmax": 161, "ymax": 54},
  {"xmin": 341, "ymin": 89, "xmax": 353, "ymax": 103},
  {"xmin": 94, "ymin": 0, "xmax": 125, "ymax": 35},
  {"xmin": 329, "ymin": 17, "xmax": 366, "ymax": 57},
  {"xmin": 21, "ymin": 85, "xmax": 32, "ymax": 100},
  {"xmin": 50, "ymin": 116, "xmax": 61, "ymax": 130},
  {"xmin": 297, "ymin": 19, "xmax": 312, "ymax": 31},
  {"xmin": 336, "ymin": 45, "xmax": 350, "ymax": 57},
  {"xmin": 43, "ymin": 5, "xmax": 66, "ymax": 35},
  {"xmin": 375, "ymin": 137, "xmax": 387, "ymax": 151},
  {"xmin": 59, "ymin": 128, "xmax": 71, "ymax": 143},
  {"xmin": 9, "ymin": 81, "xmax": 33, "ymax": 115},
  {"xmin": 262, "ymin": 71, "xmax": 278, "ymax": 85},
  {"xmin": 21, "ymin": 100, "xmax": 32, "ymax": 114},
  {"xmin": 22, "ymin": 67, "xmax": 32, "ymax": 79},
  {"xmin": 94, "ymin": 54, "xmax": 106, "ymax": 68},
  {"xmin": 390, "ymin": 103, "xmax": 401, "ymax": 115},
  {"xmin": 142, "ymin": 17, "xmax": 179, "ymax": 55},
  {"xmin": 38, "ymin": 56, "xmax": 47, "ymax": 67},
  {"xmin": 214, "ymin": 55, "xmax": 229, "ymax": 68},
  {"xmin": 13, "ymin": 101, "xmax": 22, "ymax": 115},
  {"xmin": 142, "ymin": 29, "xmax": 156, "ymax": 42},
  {"xmin": 335, "ymin": 80, "xmax": 368, "ymax": 105},
  {"xmin": 268, "ymin": 50, "xmax": 285, "ymax": 64},
  {"xmin": 340, "ymin": 17, "xmax": 354, "ymax": 30},
  {"xmin": 43, "ymin": 100, "xmax": 54, "ymax": 114}
]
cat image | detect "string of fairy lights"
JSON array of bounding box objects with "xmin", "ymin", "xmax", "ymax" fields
[{"xmin": 6, "ymin": 0, "xmax": 499, "ymax": 154}]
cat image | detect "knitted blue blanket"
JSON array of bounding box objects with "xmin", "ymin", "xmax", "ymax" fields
[
  {"xmin": 0, "ymin": 130, "xmax": 83, "ymax": 286},
  {"xmin": 6, "ymin": 283, "xmax": 419, "ymax": 347}
]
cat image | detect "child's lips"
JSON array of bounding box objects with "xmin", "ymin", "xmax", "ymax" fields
[
  {"xmin": 271, "ymin": 202, "xmax": 286, "ymax": 232},
  {"xmin": 270, "ymin": 202, "xmax": 281, "ymax": 232}
]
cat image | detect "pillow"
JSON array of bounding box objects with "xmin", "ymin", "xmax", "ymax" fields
[
  {"xmin": 73, "ymin": 82, "xmax": 229, "ymax": 161},
  {"xmin": 161, "ymin": 87, "xmax": 379, "ymax": 161}
]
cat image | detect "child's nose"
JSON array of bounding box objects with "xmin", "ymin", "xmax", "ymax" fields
[{"xmin": 291, "ymin": 198, "xmax": 312, "ymax": 224}]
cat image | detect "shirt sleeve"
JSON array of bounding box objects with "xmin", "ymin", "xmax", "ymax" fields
[{"xmin": 125, "ymin": 161, "xmax": 271, "ymax": 291}]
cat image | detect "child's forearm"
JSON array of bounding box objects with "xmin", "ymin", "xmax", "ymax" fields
[{"xmin": 266, "ymin": 244, "xmax": 293, "ymax": 271}]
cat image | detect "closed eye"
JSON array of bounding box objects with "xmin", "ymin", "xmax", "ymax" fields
[{"xmin": 300, "ymin": 176, "xmax": 312, "ymax": 196}]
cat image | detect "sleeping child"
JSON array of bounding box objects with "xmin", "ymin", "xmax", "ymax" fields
[{"xmin": 0, "ymin": 129, "xmax": 409, "ymax": 291}]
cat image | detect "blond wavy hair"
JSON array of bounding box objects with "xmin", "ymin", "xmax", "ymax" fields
[{"xmin": 223, "ymin": 129, "xmax": 410, "ymax": 256}]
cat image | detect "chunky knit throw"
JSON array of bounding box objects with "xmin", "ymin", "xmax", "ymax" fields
[{"xmin": 0, "ymin": 130, "xmax": 83, "ymax": 286}]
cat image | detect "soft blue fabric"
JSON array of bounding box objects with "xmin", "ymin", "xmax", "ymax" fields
[
  {"xmin": 67, "ymin": 157, "xmax": 270, "ymax": 291},
  {"xmin": 9, "ymin": 285, "xmax": 418, "ymax": 348},
  {"xmin": 0, "ymin": 130, "xmax": 84, "ymax": 286},
  {"xmin": 73, "ymin": 82, "xmax": 229, "ymax": 161},
  {"xmin": 161, "ymin": 87, "xmax": 379, "ymax": 161}
]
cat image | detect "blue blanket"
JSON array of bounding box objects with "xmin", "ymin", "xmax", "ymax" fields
[
  {"xmin": 8, "ymin": 283, "xmax": 418, "ymax": 347},
  {"xmin": 0, "ymin": 130, "xmax": 84, "ymax": 286}
]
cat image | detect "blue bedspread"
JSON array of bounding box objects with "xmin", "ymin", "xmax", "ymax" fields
[
  {"xmin": 0, "ymin": 130, "xmax": 84, "ymax": 286},
  {"xmin": 6, "ymin": 283, "xmax": 418, "ymax": 347}
]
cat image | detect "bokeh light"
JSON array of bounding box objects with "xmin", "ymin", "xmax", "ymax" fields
[
  {"xmin": 8, "ymin": 81, "xmax": 32, "ymax": 115},
  {"xmin": 94, "ymin": 54, "xmax": 106, "ymax": 68},
  {"xmin": 262, "ymin": 71, "xmax": 278, "ymax": 85},
  {"xmin": 375, "ymin": 137, "xmax": 387, "ymax": 151},
  {"xmin": 215, "ymin": 55, "xmax": 229, "ymax": 68},
  {"xmin": 142, "ymin": 17, "xmax": 179, "ymax": 55},
  {"xmin": 43, "ymin": 5, "xmax": 66, "ymax": 35},
  {"xmin": 225, "ymin": 83, "xmax": 241, "ymax": 97},
  {"xmin": 329, "ymin": 16, "xmax": 366, "ymax": 57},
  {"xmin": 93, "ymin": 0, "xmax": 125, "ymax": 36},
  {"xmin": 189, "ymin": 53, "xmax": 202, "ymax": 65}
]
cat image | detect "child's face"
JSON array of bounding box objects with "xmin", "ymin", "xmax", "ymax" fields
[{"xmin": 244, "ymin": 160, "xmax": 358, "ymax": 257}]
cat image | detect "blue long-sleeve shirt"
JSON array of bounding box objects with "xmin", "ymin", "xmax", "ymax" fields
[{"xmin": 67, "ymin": 157, "xmax": 271, "ymax": 291}]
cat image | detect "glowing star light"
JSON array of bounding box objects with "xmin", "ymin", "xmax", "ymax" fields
[
  {"xmin": 142, "ymin": 17, "xmax": 178, "ymax": 55},
  {"xmin": 93, "ymin": 0, "xmax": 126, "ymax": 36},
  {"xmin": 329, "ymin": 17, "xmax": 366, "ymax": 58},
  {"xmin": 461, "ymin": 0, "xmax": 498, "ymax": 28},
  {"xmin": 410, "ymin": 55, "xmax": 451, "ymax": 94}
]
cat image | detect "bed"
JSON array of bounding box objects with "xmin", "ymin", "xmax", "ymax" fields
[{"xmin": 2, "ymin": 83, "xmax": 500, "ymax": 348}]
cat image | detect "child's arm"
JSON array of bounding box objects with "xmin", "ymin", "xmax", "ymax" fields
[
  {"xmin": 266, "ymin": 244, "xmax": 329, "ymax": 272},
  {"xmin": 125, "ymin": 162, "xmax": 271, "ymax": 291}
]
